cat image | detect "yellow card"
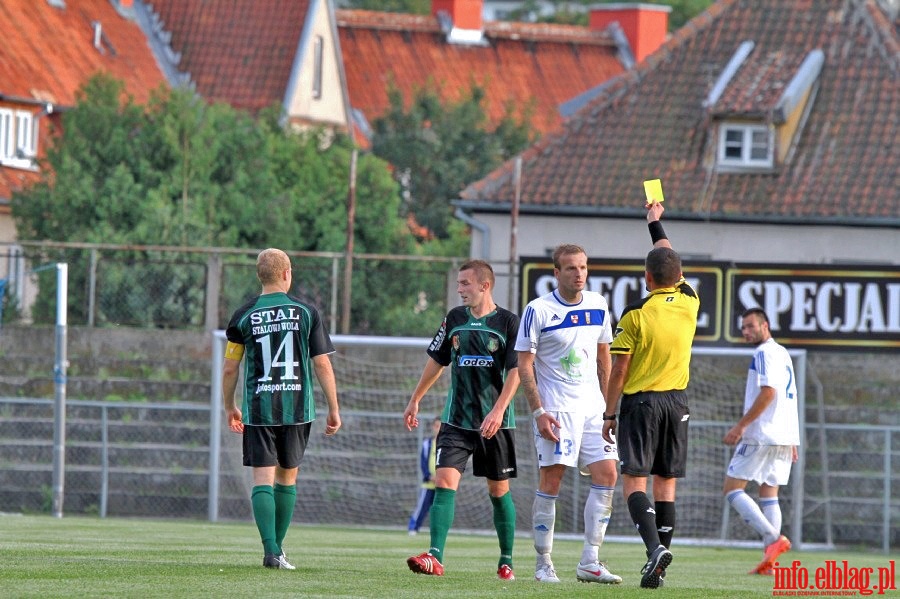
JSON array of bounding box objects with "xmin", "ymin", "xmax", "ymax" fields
[{"xmin": 643, "ymin": 179, "xmax": 664, "ymax": 203}]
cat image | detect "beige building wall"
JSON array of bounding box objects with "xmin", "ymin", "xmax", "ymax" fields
[{"xmin": 0, "ymin": 212, "xmax": 16, "ymax": 245}]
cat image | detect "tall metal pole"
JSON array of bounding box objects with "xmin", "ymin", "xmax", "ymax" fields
[
  {"xmin": 52, "ymin": 263, "xmax": 68, "ymax": 518},
  {"xmin": 341, "ymin": 149, "xmax": 358, "ymax": 334},
  {"xmin": 507, "ymin": 157, "xmax": 522, "ymax": 311},
  {"xmin": 208, "ymin": 331, "xmax": 225, "ymax": 522}
]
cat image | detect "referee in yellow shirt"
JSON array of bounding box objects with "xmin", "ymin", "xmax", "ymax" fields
[{"xmin": 602, "ymin": 201, "xmax": 699, "ymax": 589}]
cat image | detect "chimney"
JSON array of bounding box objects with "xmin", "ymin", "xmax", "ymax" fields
[
  {"xmin": 432, "ymin": 0, "xmax": 483, "ymax": 32},
  {"xmin": 590, "ymin": 3, "xmax": 670, "ymax": 64},
  {"xmin": 110, "ymin": 0, "xmax": 135, "ymax": 19}
]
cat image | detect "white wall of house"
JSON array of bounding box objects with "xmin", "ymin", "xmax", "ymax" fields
[
  {"xmin": 465, "ymin": 211, "xmax": 899, "ymax": 307},
  {"xmin": 286, "ymin": 0, "xmax": 348, "ymax": 128}
]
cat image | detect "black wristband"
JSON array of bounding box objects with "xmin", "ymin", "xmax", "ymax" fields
[
  {"xmin": 648, "ymin": 220, "xmax": 667, "ymax": 243},
  {"xmin": 603, "ymin": 413, "xmax": 617, "ymax": 421}
]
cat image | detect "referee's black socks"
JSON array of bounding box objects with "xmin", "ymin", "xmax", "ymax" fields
[
  {"xmin": 627, "ymin": 492, "xmax": 663, "ymax": 554},
  {"xmin": 655, "ymin": 501, "xmax": 676, "ymax": 549}
]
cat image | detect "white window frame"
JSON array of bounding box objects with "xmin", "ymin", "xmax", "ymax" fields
[
  {"xmin": 312, "ymin": 35, "xmax": 324, "ymax": 100},
  {"xmin": 718, "ymin": 123, "xmax": 773, "ymax": 169},
  {"xmin": 0, "ymin": 109, "xmax": 14, "ymax": 162},
  {"xmin": 0, "ymin": 108, "xmax": 38, "ymax": 169}
]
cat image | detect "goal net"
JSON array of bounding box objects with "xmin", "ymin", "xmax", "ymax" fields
[{"xmin": 211, "ymin": 334, "xmax": 807, "ymax": 546}]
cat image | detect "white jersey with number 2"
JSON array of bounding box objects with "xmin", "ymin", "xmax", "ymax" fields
[{"xmin": 743, "ymin": 338, "xmax": 800, "ymax": 445}]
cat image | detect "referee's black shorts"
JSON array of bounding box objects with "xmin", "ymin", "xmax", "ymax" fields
[{"xmin": 618, "ymin": 390, "xmax": 689, "ymax": 478}]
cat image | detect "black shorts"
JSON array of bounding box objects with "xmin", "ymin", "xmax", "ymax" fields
[
  {"xmin": 618, "ymin": 390, "xmax": 689, "ymax": 478},
  {"xmin": 435, "ymin": 423, "xmax": 517, "ymax": 481},
  {"xmin": 242, "ymin": 422, "xmax": 312, "ymax": 468}
]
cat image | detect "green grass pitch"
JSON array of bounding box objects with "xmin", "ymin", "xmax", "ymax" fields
[{"xmin": 0, "ymin": 514, "xmax": 892, "ymax": 598}]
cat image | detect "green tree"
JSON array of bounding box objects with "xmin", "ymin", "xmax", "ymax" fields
[
  {"xmin": 11, "ymin": 73, "xmax": 452, "ymax": 335},
  {"xmin": 371, "ymin": 83, "xmax": 536, "ymax": 239}
]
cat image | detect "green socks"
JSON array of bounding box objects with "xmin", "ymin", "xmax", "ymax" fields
[
  {"xmin": 491, "ymin": 492, "xmax": 516, "ymax": 568},
  {"xmin": 251, "ymin": 485, "xmax": 279, "ymax": 555},
  {"xmin": 274, "ymin": 483, "xmax": 297, "ymax": 553},
  {"xmin": 428, "ymin": 488, "xmax": 456, "ymax": 563}
]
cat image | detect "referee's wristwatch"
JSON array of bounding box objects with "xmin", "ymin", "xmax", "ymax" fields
[{"xmin": 602, "ymin": 413, "xmax": 617, "ymax": 421}]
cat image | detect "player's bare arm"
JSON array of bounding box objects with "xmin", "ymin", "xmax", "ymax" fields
[
  {"xmin": 313, "ymin": 354, "xmax": 341, "ymax": 436},
  {"xmin": 517, "ymin": 350, "xmax": 561, "ymax": 442},
  {"xmin": 602, "ymin": 353, "xmax": 632, "ymax": 443},
  {"xmin": 403, "ymin": 358, "xmax": 445, "ymax": 431},
  {"xmin": 723, "ymin": 386, "xmax": 777, "ymax": 445},
  {"xmin": 596, "ymin": 342, "xmax": 611, "ymax": 403},
  {"xmin": 646, "ymin": 201, "xmax": 672, "ymax": 249},
  {"xmin": 222, "ymin": 357, "xmax": 243, "ymax": 434},
  {"xmin": 481, "ymin": 366, "xmax": 519, "ymax": 439}
]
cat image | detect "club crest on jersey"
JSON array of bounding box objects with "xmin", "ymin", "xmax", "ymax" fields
[
  {"xmin": 570, "ymin": 314, "xmax": 579, "ymax": 324},
  {"xmin": 487, "ymin": 338, "xmax": 499, "ymax": 353},
  {"xmin": 452, "ymin": 335, "xmax": 460, "ymax": 350}
]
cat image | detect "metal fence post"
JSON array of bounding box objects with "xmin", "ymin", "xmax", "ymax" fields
[
  {"xmin": 205, "ymin": 253, "xmax": 222, "ymax": 331},
  {"xmin": 883, "ymin": 429, "xmax": 891, "ymax": 554},
  {"xmin": 208, "ymin": 331, "xmax": 225, "ymax": 522},
  {"xmin": 52, "ymin": 263, "xmax": 68, "ymax": 518},
  {"xmin": 100, "ymin": 404, "xmax": 108, "ymax": 518},
  {"xmin": 87, "ymin": 249, "xmax": 97, "ymax": 327},
  {"xmin": 791, "ymin": 350, "xmax": 806, "ymax": 549}
]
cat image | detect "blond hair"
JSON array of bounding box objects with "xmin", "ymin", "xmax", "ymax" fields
[{"xmin": 256, "ymin": 248, "xmax": 291, "ymax": 285}]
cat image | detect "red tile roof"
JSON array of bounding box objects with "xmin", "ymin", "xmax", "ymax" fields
[
  {"xmin": 460, "ymin": 0, "xmax": 900, "ymax": 224},
  {"xmin": 0, "ymin": 0, "xmax": 167, "ymax": 204},
  {"xmin": 337, "ymin": 10, "xmax": 627, "ymax": 135},
  {"xmin": 711, "ymin": 49, "xmax": 809, "ymax": 118},
  {"xmin": 144, "ymin": 0, "xmax": 310, "ymax": 113}
]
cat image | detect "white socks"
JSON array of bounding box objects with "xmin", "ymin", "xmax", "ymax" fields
[
  {"xmin": 726, "ymin": 489, "xmax": 779, "ymax": 546},
  {"xmin": 580, "ymin": 485, "xmax": 614, "ymax": 564},
  {"xmin": 760, "ymin": 497, "xmax": 782, "ymax": 536},
  {"xmin": 533, "ymin": 491, "xmax": 557, "ymax": 560}
]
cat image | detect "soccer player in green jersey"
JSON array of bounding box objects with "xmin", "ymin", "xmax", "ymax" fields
[
  {"xmin": 403, "ymin": 260, "xmax": 520, "ymax": 581},
  {"xmin": 223, "ymin": 248, "xmax": 341, "ymax": 569}
]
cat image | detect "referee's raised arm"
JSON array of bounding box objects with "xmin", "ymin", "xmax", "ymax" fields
[{"xmin": 646, "ymin": 201, "xmax": 671, "ymax": 249}]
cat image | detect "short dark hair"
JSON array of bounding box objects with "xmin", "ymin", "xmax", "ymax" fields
[
  {"xmin": 645, "ymin": 247, "xmax": 681, "ymax": 287},
  {"xmin": 459, "ymin": 259, "xmax": 495, "ymax": 287},
  {"xmin": 741, "ymin": 307, "xmax": 770, "ymax": 324},
  {"xmin": 552, "ymin": 244, "xmax": 586, "ymax": 269}
]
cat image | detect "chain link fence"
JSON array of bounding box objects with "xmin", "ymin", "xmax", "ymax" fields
[
  {"xmin": 1, "ymin": 338, "xmax": 897, "ymax": 553},
  {"xmin": 0, "ymin": 242, "xmax": 468, "ymax": 336}
]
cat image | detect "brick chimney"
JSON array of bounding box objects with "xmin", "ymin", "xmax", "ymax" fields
[
  {"xmin": 432, "ymin": 0, "xmax": 483, "ymax": 31},
  {"xmin": 590, "ymin": 3, "xmax": 670, "ymax": 64}
]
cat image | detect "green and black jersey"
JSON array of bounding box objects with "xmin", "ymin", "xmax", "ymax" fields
[
  {"xmin": 427, "ymin": 306, "xmax": 519, "ymax": 431},
  {"xmin": 225, "ymin": 292, "xmax": 334, "ymax": 426}
]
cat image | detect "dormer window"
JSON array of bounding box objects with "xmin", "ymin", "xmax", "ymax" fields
[
  {"xmin": 0, "ymin": 108, "xmax": 38, "ymax": 170},
  {"xmin": 718, "ymin": 123, "xmax": 773, "ymax": 169},
  {"xmin": 706, "ymin": 42, "xmax": 823, "ymax": 173}
]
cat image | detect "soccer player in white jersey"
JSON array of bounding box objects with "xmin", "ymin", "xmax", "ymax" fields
[
  {"xmin": 723, "ymin": 308, "xmax": 799, "ymax": 575},
  {"xmin": 515, "ymin": 244, "xmax": 622, "ymax": 585}
]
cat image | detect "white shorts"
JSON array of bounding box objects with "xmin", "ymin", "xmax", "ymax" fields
[
  {"xmin": 533, "ymin": 409, "xmax": 619, "ymax": 470},
  {"xmin": 726, "ymin": 443, "xmax": 793, "ymax": 486}
]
